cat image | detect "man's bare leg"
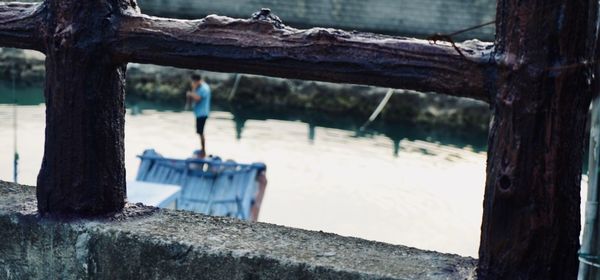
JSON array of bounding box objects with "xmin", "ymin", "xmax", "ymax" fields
[{"xmin": 199, "ymin": 134, "xmax": 206, "ymax": 158}]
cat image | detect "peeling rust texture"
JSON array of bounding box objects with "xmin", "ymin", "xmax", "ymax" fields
[
  {"xmin": 35, "ymin": 0, "xmax": 130, "ymax": 215},
  {"xmin": 113, "ymin": 11, "xmax": 494, "ymax": 102},
  {"xmin": 0, "ymin": 2, "xmax": 46, "ymax": 51},
  {"xmin": 478, "ymin": 0, "xmax": 599, "ymax": 279},
  {"xmin": 250, "ymin": 8, "xmax": 284, "ymax": 29}
]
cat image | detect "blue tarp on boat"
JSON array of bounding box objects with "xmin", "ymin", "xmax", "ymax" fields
[{"xmin": 135, "ymin": 149, "xmax": 267, "ymax": 220}]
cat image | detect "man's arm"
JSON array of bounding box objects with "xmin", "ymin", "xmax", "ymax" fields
[{"xmin": 186, "ymin": 89, "xmax": 202, "ymax": 102}]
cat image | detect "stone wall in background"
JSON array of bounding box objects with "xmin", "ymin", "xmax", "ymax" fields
[
  {"xmin": 128, "ymin": 65, "xmax": 491, "ymax": 132},
  {"xmin": 0, "ymin": 49, "xmax": 491, "ymax": 132},
  {"xmin": 138, "ymin": 0, "xmax": 496, "ymax": 40},
  {"xmin": 0, "ymin": 48, "xmax": 45, "ymax": 83},
  {"xmin": 0, "ymin": 0, "xmax": 496, "ymax": 40}
]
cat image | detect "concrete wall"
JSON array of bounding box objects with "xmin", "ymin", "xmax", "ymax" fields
[
  {"xmin": 0, "ymin": 180, "xmax": 477, "ymax": 279},
  {"xmin": 0, "ymin": 0, "xmax": 496, "ymax": 39},
  {"xmin": 138, "ymin": 0, "xmax": 496, "ymax": 40}
]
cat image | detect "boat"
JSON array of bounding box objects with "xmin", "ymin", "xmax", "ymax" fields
[{"xmin": 127, "ymin": 149, "xmax": 267, "ymax": 221}]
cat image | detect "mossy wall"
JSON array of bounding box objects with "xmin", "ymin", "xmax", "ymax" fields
[{"xmin": 1, "ymin": 49, "xmax": 491, "ymax": 132}]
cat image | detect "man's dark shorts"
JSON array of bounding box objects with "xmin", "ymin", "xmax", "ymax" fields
[{"xmin": 196, "ymin": 116, "xmax": 208, "ymax": 135}]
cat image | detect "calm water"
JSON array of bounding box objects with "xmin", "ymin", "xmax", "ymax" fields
[{"xmin": 1, "ymin": 82, "xmax": 583, "ymax": 258}]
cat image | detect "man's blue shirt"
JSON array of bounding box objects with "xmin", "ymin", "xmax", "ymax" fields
[{"xmin": 194, "ymin": 82, "xmax": 211, "ymax": 117}]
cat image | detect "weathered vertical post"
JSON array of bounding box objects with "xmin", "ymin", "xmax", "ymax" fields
[
  {"xmin": 36, "ymin": 0, "xmax": 132, "ymax": 215},
  {"xmin": 478, "ymin": 1, "xmax": 599, "ymax": 279}
]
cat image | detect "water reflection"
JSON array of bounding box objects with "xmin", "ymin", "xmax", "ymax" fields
[
  {"xmin": 220, "ymin": 103, "xmax": 488, "ymax": 156},
  {"xmin": 4, "ymin": 79, "xmax": 488, "ymax": 156},
  {"xmin": 1, "ymin": 83, "xmax": 490, "ymax": 257},
  {"xmin": 0, "ymin": 82, "xmax": 45, "ymax": 105},
  {"xmin": 1, "ymin": 82, "xmax": 592, "ymax": 259}
]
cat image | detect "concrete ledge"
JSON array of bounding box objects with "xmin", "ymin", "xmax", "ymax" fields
[{"xmin": 0, "ymin": 181, "xmax": 476, "ymax": 279}]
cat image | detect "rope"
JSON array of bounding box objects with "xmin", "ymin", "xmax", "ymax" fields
[
  {"xmin": 228, "ymin": 73, "xmax": 242, "ymax": 101},
  {"xmin": 426, "ymin": 3, "xmax": 568, "ymax": 59},
  {"xmin": 360, "ymin": 88, "xmax": 394, "ymax": 131}
]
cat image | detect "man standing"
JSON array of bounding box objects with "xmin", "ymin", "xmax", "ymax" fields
[{"xmin": 187, "ymin": 74, "xmax": 211, "ymax": 158}]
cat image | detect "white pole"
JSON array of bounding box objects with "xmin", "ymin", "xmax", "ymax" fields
[
  {"xmin": 579, "ymin": 97, "xmax": 600, "ymax": 279},
  {"xmin": 12, "ymin": 69, "xmax": 18, "ymax": 183}
]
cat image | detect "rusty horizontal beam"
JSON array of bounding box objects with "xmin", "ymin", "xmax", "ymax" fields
[
  {"xmin": 113, "ymin": 14, "xmax": 494, "ymax": 102},
  {"xmin": 0, "ymin": 2, "xmax": 45, "ymax": 52}
]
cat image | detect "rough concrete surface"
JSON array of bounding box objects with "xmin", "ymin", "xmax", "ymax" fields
[{"xmin": 0, "ymin": 180, "xmax": 476, "ymax": 279}]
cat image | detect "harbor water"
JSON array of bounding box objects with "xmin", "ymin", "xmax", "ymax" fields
[{"xmin": 0, "ymin": 83, "xmax": 586, "ymax": 257}]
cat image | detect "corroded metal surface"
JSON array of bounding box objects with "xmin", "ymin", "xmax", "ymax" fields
[
  {"xmin": 34, "ymin": 0, "xmax": 131, "ymax": 215},
  {"xmin": 114, "ymin": 13, "xmax": 494, "ymax": 101},
  {"xmin": 0, "ymin": 2, "xmax": 45, "ymax": 51},
  {"xmin": 478, "ymin": 0, "xmax": 600, "ymax": 279}
]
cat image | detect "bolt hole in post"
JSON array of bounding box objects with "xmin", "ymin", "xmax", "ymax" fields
[{"xmin": 498, "ymin": 175, "xmax": 511, "ymax": 191}]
